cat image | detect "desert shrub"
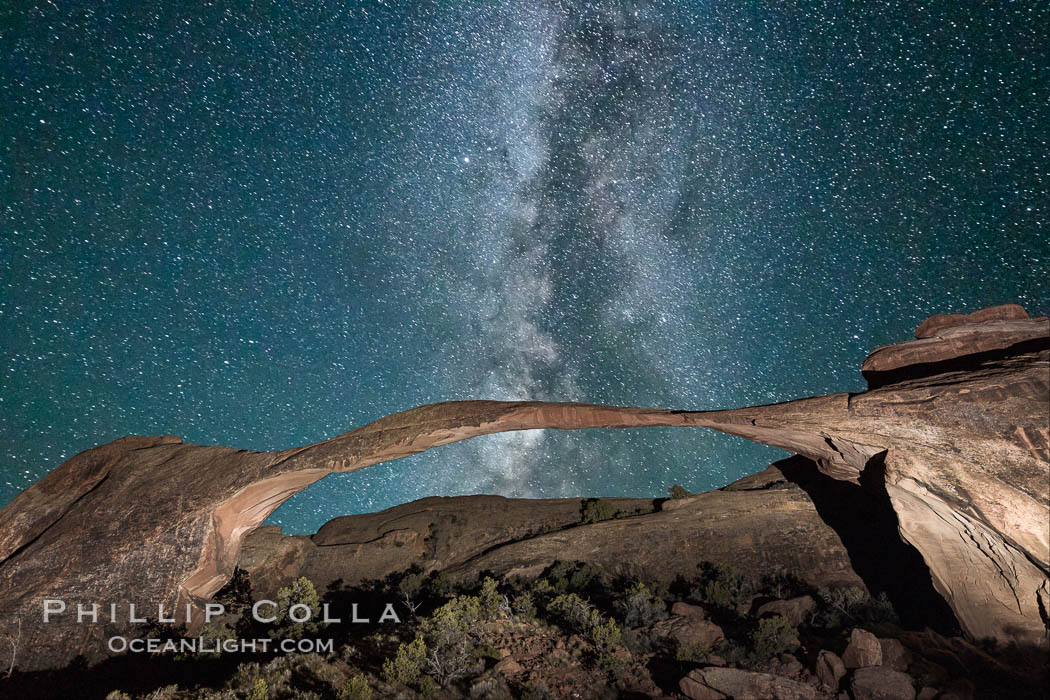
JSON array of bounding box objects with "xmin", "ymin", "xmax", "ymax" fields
[
  {"xmin": 382, "ymin": 635, "xmax": 427, "ymax": 686},
  {"xmin": 648, "ymin": 579, "xmax": 673, "ymax": 603},
  {"xmin": 547, "ymin": 592, "xmax": 621, "ymax": 654},
  {"xmin": 616, "ymin": 582, "xmax": 668, "ymax": 628},
  {"xmin": 749, "ymin": 615, "xmax": 799, "ymax": 659},
  {"xmin": 512, "ymin": 592, "xmax": 537, "ymax": 620},
  {"xmin": 522, "ymin": 681, "xmax": 555, "ymax": 700},
  {"xmin": 597, "ymin": 650, "xmax": 627, "ymax": 679},
  {"xmin": 675, "ymin": 641, "xmax": 712, "ymax": 664},
  {"xmin": 398, "ymin": 571, "xmax": 427, "ymax": 616},
  {"xmin": 815, "ymin": 586, "xmax": 899, "ymax": 629},
  {"xmin": 418, "ymin": 595, "xmax": 485, "ymax": 686},
  {"xmin": 529, "ymin": 578, "xmax": 558, "ymax": 609},
  {"xmin": 699, "ymin": 580, "xmax": 732, "ymax": 609},
  {"xmin": 694, "ymin": 562, "xmax": 751, "ymax": 612},
  {"xmin": 858, "ymin": 591, "xmax": 899, "ymax": 625},
  {"xmin": 581, "ymin": 499, "xmax": 617, "ymax": 524},
  {"xmin": 286, "ymin": 653, "xmax": 347, "ymax": 695},
  {"xmin": 588, "ymin": 612, "xmax": 622, "ymax": 652},
  {"xmin": 543, "ymin": 560, "xmax": 607, "ymax": 597},
  {"xmin": 148, "ymin": 688, "xmax": 185, "ymax": 700},
  {"xmin": 214, "ymin": 567, "xmax": 254, "ymax": 616},
  {"xmin": 105, "ymin": 693, "xmax": 132, "ymax": 700},
  {"xmin": 337, "ymin": 675, "xmax": 372, "ymax": 700},
  {"xmin": 544, "ymin": 560, "xmax": 577, "ymax": 590},
  {"xmin": 718, "ymin": 639, "xmax": 749, "ymax": 666},
  {"xmin": 477, "ymin": 577, "xmax": 509, "ymax": 620},
  {"xmin": 568, "ymin": 563, "xmax": 606, "ymax": 593},
  {"xmin": 178, "ymin": 621, "xmax": 237, "ymax": 660},
  {"xmin": 759, "ymin": 573, "xmax": 810, "ymax": 600},
  {"xmin": 229, "ymin": 659, "xmax": 291, "ymax": 697},
  {"xmin": 425, "ymin": 571, "xmax": 456, "ymax": 598},
  {"xmin": 270, "ymin": 577, "xmax": 323, "ymax": 639},
  {"xmin": 668, "ymin": 484, "xmax": 692, "ymax": 499},
  {"xmin": 228, "ymin": 654, "xmax": 342, "ymax": 698},
  {"xmin": 424, "ymin": 596, "xmax": 481, "ymax": 640},
  {"xmin": 473, "ymin": 642, "xmax": 502, "ymax": 661},
  {"xmin": 815, "ymin": 585, "xmax": 866, "ymax": 628},
  {"xmin": 246, "ymin": 678, "xmax": 269, "ymax": 700},
  {"xmin": 548, "ymin": 593, "xmax": 594, "ymax": 632}
]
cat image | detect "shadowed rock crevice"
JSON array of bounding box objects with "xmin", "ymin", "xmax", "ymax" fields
[{"xmin": 775, "ymin": 455, "xmax": 959, "ymax": 634}]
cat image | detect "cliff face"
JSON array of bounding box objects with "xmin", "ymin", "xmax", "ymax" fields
[
  {"xmin": 237, "ymin": 473, "xmax": 872, "ymax": 599},
  {"xmin": 0, "ymin": 305, "xmax": 1045, "ymax": 672}
]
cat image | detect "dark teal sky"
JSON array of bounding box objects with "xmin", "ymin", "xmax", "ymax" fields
[{"xmin": 2, "ymin": 1, "xmax": 1047, "ymax": 534}]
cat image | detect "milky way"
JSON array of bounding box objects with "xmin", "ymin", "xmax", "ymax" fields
[{"xmin": 2, "ymin": 1, "xmax": 1047, "ymax": 533}]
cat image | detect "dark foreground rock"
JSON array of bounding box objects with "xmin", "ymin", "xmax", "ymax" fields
[
  {"xmin": 849, "ymin": 666, "xmax": 916, "ymax": 700},
  {"xmin": 681, "ymin": 666, "xmax": 826, "ymax": 699},
  {"xmin": 0, "ymin": 305, "xmax": 1046, "ymax": 674}
]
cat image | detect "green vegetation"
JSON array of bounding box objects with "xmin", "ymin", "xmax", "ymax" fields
[
  {"xmin": 246, "ymin": 678, "xmax": 268, "ymax": 700},
  {"xmin": 749, "ymin": 615, "xmax": 799, "ymax": 659},
  {"xmin": 89, "ymin": 561, "xmax": 916, "ymax": 700},
  {"xmin": 337, "ymin": 675, "xmax": 372, "ymax": 700},
  {"xmin": 419, "ymin": 596, "xmax": 484, "ymax": 686},
  {"xmin": 381, "ymin": 635, "xmax": 426, "ymax": 687},
  {"xmin": 511, "ymin": 592, "xmax": 537, "ymax": 620},
  {"xmin": 271, "ymin": 577, "xmax": 323, "ymax": 640},
  {"xmin": 616, "ymin": 582, "xmax": 668, "ymax": 628},
  {"xmin": 675, "ymin": 641, "xmax": 712, "ymax": 664},
  {"xmin": 694, "ymin": 562, "xmax": 751, "ymax": 612},
  {"xmin": 581, "ymin": 498, "xmax": 617, "ymax": 523},
  {"xmin": 668, "ymin": 484, "xmax": 692, "ymax": 499},
  {"xmin": 815, "ymin": 586, "xmax": 899, "ymax": 630}
]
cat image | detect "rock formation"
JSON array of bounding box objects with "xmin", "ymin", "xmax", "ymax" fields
[
  {"xmin": 0, "ymin": 304, "xmax": 1045, "ymax": 672},
  {"xmin": 238, "ymin": 470, "xmax": 868, "ymax": 598}
]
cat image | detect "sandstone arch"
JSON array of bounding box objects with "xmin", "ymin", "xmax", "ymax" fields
[{"xmin": 0, "ymin": 309, "xmax": 1046, "ymax": 671}]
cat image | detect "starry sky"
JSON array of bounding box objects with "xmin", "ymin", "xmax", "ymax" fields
[{"xmin": 2, "ymin": 1, "xmax": 1047, "ymax": 534}]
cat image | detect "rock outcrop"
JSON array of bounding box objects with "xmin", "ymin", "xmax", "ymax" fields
[
  {"xmin": 247, "ymin": 468, "xmax": 867, "ymax": 594},
  {"xmin": 240, "ymin": 494, "xmax": 659, "ymax": 599},
  {"xmin": 0, "ymin": 305, "xmax": 1045, "ymax": 672}
]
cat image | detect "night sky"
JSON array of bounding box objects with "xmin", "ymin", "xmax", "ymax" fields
[{"xmin": 2, "ymin": 1, "xmax": 1047, "ymax": 534}]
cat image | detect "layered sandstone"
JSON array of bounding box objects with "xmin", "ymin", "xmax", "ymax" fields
[{"xmin": 237, "ymin": 470, "xmax": 869, "ymax": 597}]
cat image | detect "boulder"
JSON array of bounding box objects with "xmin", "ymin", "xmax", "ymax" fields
[
  {"xmin": 493, "ymin": 657, "xmax": 522, "ymax": 676},
  {"xmin": 849, "ymin": 666, "xmax": 916, "ymax": 700},
  {"xmin": 671, "ymin": 601, "xmax": 708, "ymax": 618},
  {"xmin": 815, "ymin": 650, "xmax": 847, "ymax": 690},
  {"xmin": 681, "ymin": 667, "xmax": 824, "ymax": 700},
  {"xmin": 650, "ymin": 616, "xmax": 724, "ymax": 650},
  {"xmin": 756, "ymin": 595, "xmax": 817, "ymax": 626},
  {"xmin": 878, "ymin": 637, "xmax": 911, "ymax": 672},
  {"xmin": 679, "ymin": 671, "xmax": 727, "ymax": 700},
  {"xmin": 765, "ymin": 653, "xmax": 805, "ymax": 680},
  {"xmin": 843, "ymin": 628, "xmax": 884, "ymax": 668}
]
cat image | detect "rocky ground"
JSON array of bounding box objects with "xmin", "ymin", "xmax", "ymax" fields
[{"xmin": 4, "ymin": 511, "xmax": 1044, "ymax": 699}]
